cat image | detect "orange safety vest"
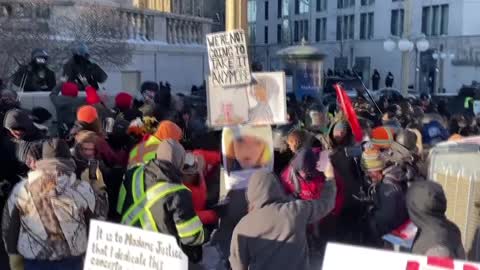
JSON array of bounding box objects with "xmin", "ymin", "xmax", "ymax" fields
[{"xmin": 128, "ymin": 136, "xmax": 161, "ymax": 168}]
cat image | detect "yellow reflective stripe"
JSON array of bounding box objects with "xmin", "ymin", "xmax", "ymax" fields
[
  {"xmin": 129, "ymin": 146, "xmax": 139, "ymax": 161},
  {"xmin": 121, "ymin": 182, "xmax": 167, "ymax": 224},
  {"xmin": 116, "ymin": 184, "xmax": 127, "ymax": 214},
  {"xmin": 143, "ymin": 152, "xmax": 156, "ymax": 163},
  {"xmin": 176, "ymin": 216, "xmax": 203, "ymax": 238},
  {"xmin": 146, "ymin": 136, "xmax": 160, "ymax": 146},
  {"xmin": 145, "ymin": 210, "xmax": 158, "ymax": 232},
  {"xmin": 465, "ymin": 97, "xmax": 474, "ymax": 108},
  {"xmin": 132, "ymin": 166, "xmax": 145, "ymax": 203},
  {"xmin": 128, "ymin": 185, "xmax": 187, "ymax": 228}
]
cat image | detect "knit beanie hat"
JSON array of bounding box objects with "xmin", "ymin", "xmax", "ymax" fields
[
  {"xmin": 115, "ymin": 92, "xmax": 133, "ymax": 110},
  {"xmin": 77, "ymin": 105, "xmax": 98, "ymax": 124},
  {"xmin": 361, "ymin": 148, "xmax": 385, "ymax": 172},
  {"xmin": 370, "ymin": 126, "xmax": 394, "ymax": 149},
  {"xmin": 154, "ymin": 120, "xmax": 183, "ymax": 142},
  {"xmin": 85, "ymin": 86, "xmax": 101, "ymax": 105},
  {"xmin": 61, "ymin": 82, "xmax": 79, "ymax": 97}
]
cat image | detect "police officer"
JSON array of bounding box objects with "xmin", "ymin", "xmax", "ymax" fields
[
  {"xmin": 63, "ymin": 42, "xmax": 108, "ymax": 90},
  {"xmin": 12, "ymin": 48, "xmax": 56, "ymax": 92}
]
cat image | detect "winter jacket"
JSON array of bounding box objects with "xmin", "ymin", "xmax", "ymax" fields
[
  {"xmin": 63, "ymin": 58, "xmax": 107, "ymax": 90},
  {"xmin": 368, "ymin": 179, "xmax": 409, "ymax": 242},
  {"xmin": 407, "ymin": 181, "xmax": 465, "ymax": 259},
  {"xmin": 229, "ymin": 171, "xmax": 336, "ymax": 270},
  {"xmin": 2, "ymin": 158, "xmax": 107, "ymax": 260},
  {"xmin": 50, "ymin": 85, "xmax": 86, "ymax": 133},
  {"xmin": 183, "ymin": 170, "xmax": 218, "ymax": 226},
  {"xmin": 120, "ymin": 160, "xmax": 204, "ymax": 244},
  {"xmin": 12, "ymin": 64, "xmax": 56, "ymax": 92}
]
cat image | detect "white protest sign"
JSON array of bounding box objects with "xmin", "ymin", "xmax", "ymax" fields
[
  {"xmin": 322, "ymin": 243, "xmax": 480, "ymax": 270},
  {"xmin": 206, "ymin": 30, "xmax": 251, "ymax": 87},
  {"xmin": 84, "ymin": 220, "xmax": 188, "ymax": 270}
]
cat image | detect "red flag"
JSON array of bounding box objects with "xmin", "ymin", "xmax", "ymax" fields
[{"xmin": 333, "ymin": 84, "xmax": 363, "ymax": 143}]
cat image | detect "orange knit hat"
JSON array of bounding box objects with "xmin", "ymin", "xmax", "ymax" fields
[
  {"xmin": 154, "ymin": 120, "xmax": 183, "ymax": 142},
  {"xmin": 76, "ymin": 105, "xmax": 98, "ymax": 124},
  {"xmin": 370, "ymin": 126, "xmax": 394, "ymax": 149}
]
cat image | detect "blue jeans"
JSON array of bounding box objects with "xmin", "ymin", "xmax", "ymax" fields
[{"xmin": 24, "ymin": 256, "xmax": 83, "ymax": 270}]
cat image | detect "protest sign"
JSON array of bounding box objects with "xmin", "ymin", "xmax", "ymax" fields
[
  {"xmin": 206, "ymin": 30, "xmax": 251, "ymax": 87},
  {"xmin": 207, "ymin": 72, "xmax": 287, "ymax": 127},
  {"xmin": 222, "ymin": 125, "xmax": 273, "ymax": 190},
  {"xmin": 84, "ymin": 220, "xmax": 188, "ymax": 270},
  {"xmin": 322, "ymin": 243, "xmax": 480, "ymax": 270},
  {"xmin": 207, "ymin": 77, "xmax": 249, "ymax": 127}
]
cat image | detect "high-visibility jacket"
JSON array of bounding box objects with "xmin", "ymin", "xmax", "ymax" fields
[
  {"xmin": 128, "ymin": 135, "xmax": 161, "ymax": 169},
  {"xmin": 464, "ymin": 97, "xmax": 474, "ymax": 109},
  {"xmin": 117, "ymin": 163, "xmax": 204, "ymax": 246}
]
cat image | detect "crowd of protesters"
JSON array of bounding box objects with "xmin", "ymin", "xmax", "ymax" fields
[{"xmin": 0, "ymin": 45, "xmax": 479, "ymax": 270}]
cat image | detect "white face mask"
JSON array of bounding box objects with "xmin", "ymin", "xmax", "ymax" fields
[{"xmin": 35, "ymin": 57, "xmax": 47, "ymax": 64}]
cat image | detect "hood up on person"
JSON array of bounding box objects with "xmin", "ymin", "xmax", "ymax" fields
[
  {"xmin": 4, "ymin": 109, "xmax": 42, "ymax": 141},
  {"xmin": 247, "ymin": 171, "xmax": 289, "ymax": 210},
  {"xmin": 407, "ymin": 181, "xmax": 465, "ymax": 259},
  {"xmin": 143, "ymin": 139, "xmax": 186, "ymax": 185}
]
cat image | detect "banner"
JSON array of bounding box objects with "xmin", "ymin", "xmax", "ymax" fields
[
  {"xmin": 206, "ymin": 30, "xmax": 251, "ymax": 87},
  {"xmin": 84, "ymin": 220, "xmax": 188, "ymax": 270},
  {"xmin": 208, "ymin": 72, "xmax": 287, "ymax": 127},
  {"xmin": 322, "ymin": 243, "xmax": 480, "ymax": 270}
]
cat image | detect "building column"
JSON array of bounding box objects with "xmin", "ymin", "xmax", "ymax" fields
[
  {"xmin": 401, "ymin": 0, "xmax": 412, "ymax": 95},
  {"xmin": 225, "ymin": 0, "xmax": 247, "ymax": 32}
]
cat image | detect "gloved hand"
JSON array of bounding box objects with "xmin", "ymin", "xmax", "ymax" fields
[{"xmin": 8, "ymin": 254, "xmax": 24, "ymax": 270}]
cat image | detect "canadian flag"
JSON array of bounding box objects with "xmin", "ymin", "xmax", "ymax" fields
[{"xmin": 406, "ymin": 257, "xmax": 479, "ymax": 270}]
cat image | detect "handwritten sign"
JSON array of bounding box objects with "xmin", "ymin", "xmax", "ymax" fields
[
  {"xmin": 322, "ymin": 243, "xmax": 480, "ymax": 270},
  {"xmin": 84, "ymin": 220, "xmax": 188, "ymax": 270},
  {"xmin": 206, "ymin": 30, "xmax": 251, "ymax": 87}
]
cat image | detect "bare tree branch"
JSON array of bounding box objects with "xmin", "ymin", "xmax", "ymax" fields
[{"xmin": 0, "ymin": 1, "xmax": 133, "ymax": 82}]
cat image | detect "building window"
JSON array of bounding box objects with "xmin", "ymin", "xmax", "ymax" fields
[
  {"xmin": 360, "ymin": 12, "xmax": 374, "ymax": 40},
  {"xmin": 390, "ymin": 8, "xmax": 404, "ymax": 36},
  {"xmin": 294, "ymin": 19, "xmax": 309, "ymax": 42},
  {"xmin": 277, "ymin": 24, "xmax": 282, "ymax": 43},
  {"xmin": 249, "ymin": 24, "xmax": 256, "ymax": 43},
  {"xmin": 338, "ymin": 0, "xmax": 355, "ymax": 9},
  {"xmin": 278, "ymin": 0, "xmax": 290, "ymax": 18},
  {"xmin": 295, "ymin": 0, "xmax": 309, "ymax": 15},
  {"xmin": 422, "ymin": 4, "xmax": 448, "ymax": 36},
  {"xmin": 337, "ymin": 15, "xmax": 354, "ymax": 40},
  {"xmin": 277, "ymin": 0, "xmax": 282, "ymax": 18},
  {"xmin": 248, "ymin": 0, "xmax": 257, "ymax": 23},
  {"xmin": 360, "ymin": 0, "xmax": 374, "ymax": 6},
  {"xmin": 316, "ymin": 0, "xmax": 327, "ymax": 12},
  {"xmin": 265, "ymin": 1, "xmax": 269, "ymax": 20},
  {"xmin": 282, "ymin": 19, "xmax": 290, "ymax": 43},
  {"xmin": 315, "ymin": 17, "xmax": 327, "ymax": 41},
  {"xmin": 264, "ymin": 26, "xmax": 269, "ymax": 44}
]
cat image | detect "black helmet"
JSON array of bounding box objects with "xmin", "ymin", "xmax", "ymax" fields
[
  {"xmin": 71, "ymin": 42, "xmax": 89, "ymax": 58},
  {"xmin": 31, "ymin": 48, "xmax": 48, "ymax": 60},
  {"xmin": 395, "ymin": 129, "xmax": 418, "ymax": 152}
]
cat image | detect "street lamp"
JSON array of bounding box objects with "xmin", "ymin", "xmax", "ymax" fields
[
  {"xmin": 398, "ymin": 39, "xmax": 414, "ymax": 52},
  {"xmin": 416, "ymin": 38, "xmax": 430, "ymax": 52},
  {"xmin": 383, "ymin": 36, "xmax": 430, "ymax": 93},
  {"xmin": 383, "ymin": 38, "xmax": 396, "ymax": 52}
]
